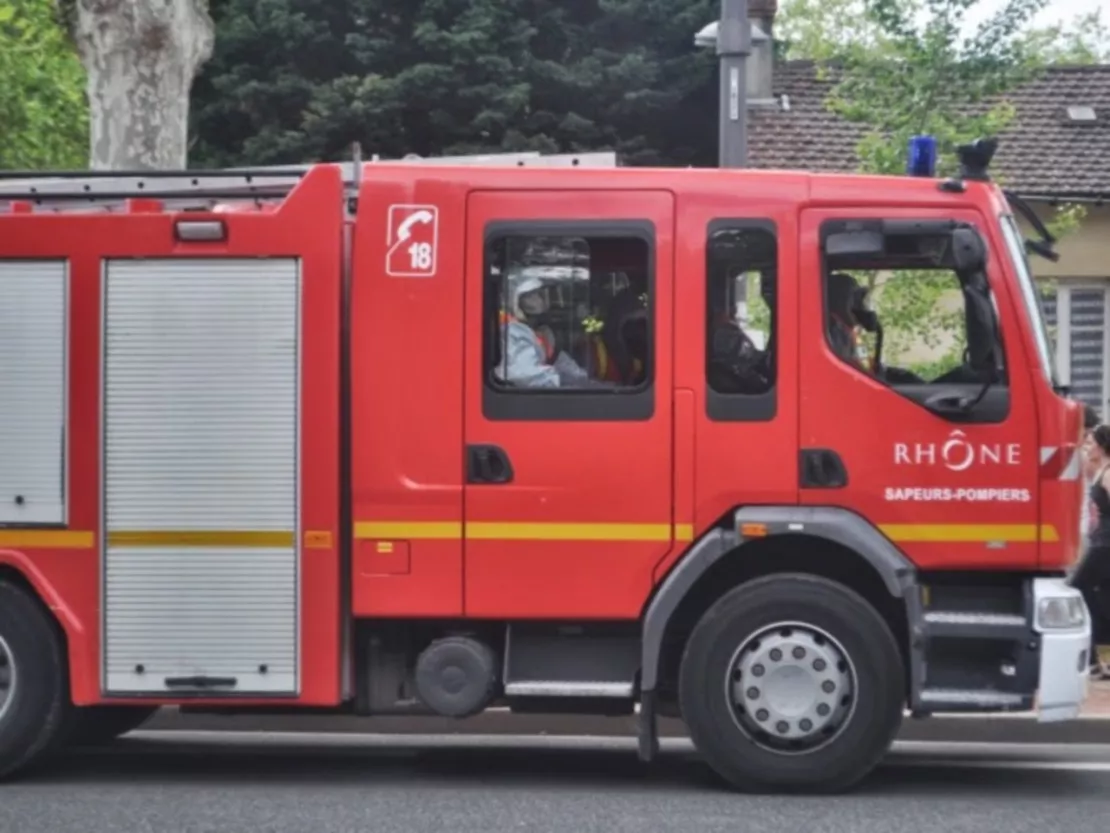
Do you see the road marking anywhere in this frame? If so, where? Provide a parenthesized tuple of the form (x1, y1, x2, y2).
(892, 758, 1110, 772)
(904, 710, 1110, 721)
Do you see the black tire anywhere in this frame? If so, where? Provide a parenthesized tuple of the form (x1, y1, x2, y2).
(678, 573, 904, 794)
(0, 581, 69, 781)
(65, 706, 158, 747)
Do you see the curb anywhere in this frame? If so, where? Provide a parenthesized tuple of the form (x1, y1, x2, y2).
(139, 707, 1110, 746)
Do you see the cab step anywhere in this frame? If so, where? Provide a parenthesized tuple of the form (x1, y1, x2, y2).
(503, 681, 634, 698)
(908, 580, 1039, 716)
(917, 687, 1031, 711)
(920, 610, 1029, 640)
(502, 624, 639, 698)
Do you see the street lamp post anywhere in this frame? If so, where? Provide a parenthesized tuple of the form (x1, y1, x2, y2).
(698, 0, 752, 168)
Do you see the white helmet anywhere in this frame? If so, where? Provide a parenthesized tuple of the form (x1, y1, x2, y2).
(506, 266, 547, 317)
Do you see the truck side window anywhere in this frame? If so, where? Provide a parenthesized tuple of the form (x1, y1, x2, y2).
(821, 220, 1009, 423)
(705, 220, 777, 421)
(481, 224, 655, 422)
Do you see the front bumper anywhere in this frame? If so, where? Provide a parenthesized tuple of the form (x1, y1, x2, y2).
(1032, 576, 1091, 722)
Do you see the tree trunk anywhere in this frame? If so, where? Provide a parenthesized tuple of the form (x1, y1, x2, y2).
(68, 0, 215, 170)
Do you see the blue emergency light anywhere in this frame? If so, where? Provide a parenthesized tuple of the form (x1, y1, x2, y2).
(906, 135, 937, 177)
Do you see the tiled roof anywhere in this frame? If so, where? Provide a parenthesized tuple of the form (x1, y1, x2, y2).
(747, 61, 1110, 199)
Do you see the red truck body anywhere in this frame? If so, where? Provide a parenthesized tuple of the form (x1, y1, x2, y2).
(0, 150, 1092, 791)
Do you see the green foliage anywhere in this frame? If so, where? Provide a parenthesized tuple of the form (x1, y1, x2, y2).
(792, 0, 1090, 378)
(190, 0, 720, 167)
(0, 0, 88, 169)
(743, 272, 771, 334)
(868, 270, 967, 378)
(1045, 202, 1087, 240)
(1022, 9, 1110, 65)
(775, 0, 903, 62)
(828, 0, 1048, 177)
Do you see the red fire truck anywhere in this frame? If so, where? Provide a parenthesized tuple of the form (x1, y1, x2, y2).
(0, 139, 1091, 792)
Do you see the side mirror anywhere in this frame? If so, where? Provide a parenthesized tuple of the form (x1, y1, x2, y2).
(951, 227, 986, 275)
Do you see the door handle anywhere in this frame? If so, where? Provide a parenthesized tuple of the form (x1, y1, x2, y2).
(467, 445, 514, 484)
(164, 675, 238, 690)
(799, 448, 848, 489)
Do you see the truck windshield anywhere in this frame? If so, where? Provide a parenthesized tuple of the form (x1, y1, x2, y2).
(999, 213, 1057, 388)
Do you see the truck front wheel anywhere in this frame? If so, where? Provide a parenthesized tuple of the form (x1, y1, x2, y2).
(678, 573, 904, 794)
(0, 581, 68, 780)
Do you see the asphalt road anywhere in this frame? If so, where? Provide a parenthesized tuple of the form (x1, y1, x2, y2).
(146, 706, 1110, 745)
(3, 731, 1110, 833)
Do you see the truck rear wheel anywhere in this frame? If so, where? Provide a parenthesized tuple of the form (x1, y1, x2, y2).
(678, 573, 903, 794)
(0, 581, 68, 780)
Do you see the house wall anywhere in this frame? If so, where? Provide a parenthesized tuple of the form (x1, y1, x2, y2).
(1020, 204, 1110, 417)
(1025, 204, 1110, 280)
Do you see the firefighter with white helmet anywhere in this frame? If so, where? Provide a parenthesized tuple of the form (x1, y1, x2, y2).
(493, 266, 593, 388)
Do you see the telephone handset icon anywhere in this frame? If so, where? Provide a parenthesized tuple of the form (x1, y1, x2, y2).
(386, 205, 438, 276)
(396, 210, 434, 242)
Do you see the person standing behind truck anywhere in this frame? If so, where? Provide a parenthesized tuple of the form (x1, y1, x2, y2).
(1074, 418, 1110, 679)
(1081, 406, 1101, 540)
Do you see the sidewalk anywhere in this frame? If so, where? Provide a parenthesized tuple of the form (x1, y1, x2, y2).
(1085, 679, 1110, 717)
(137, 680, 1110, 745)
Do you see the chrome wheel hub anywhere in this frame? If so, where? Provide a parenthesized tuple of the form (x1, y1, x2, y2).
(0, 634, 15, 724)
(728, 622, 856, 753)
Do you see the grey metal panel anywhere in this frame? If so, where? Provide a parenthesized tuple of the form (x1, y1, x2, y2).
(1070, 289, 1105, 327)
(0, 261, 67, 525)
(102, 258, 300, 695)
(1068, 287, 1105, 411)
(1041, 288, 1057, 328)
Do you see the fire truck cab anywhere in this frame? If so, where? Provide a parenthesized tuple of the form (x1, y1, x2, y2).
(0, 140, 1091, 792)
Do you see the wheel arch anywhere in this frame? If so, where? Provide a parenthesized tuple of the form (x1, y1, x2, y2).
(0, 551, 79, 691)
(641, 506, 918, 694)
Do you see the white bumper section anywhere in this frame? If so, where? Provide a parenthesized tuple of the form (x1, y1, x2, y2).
(1032, 576, 1091, 723)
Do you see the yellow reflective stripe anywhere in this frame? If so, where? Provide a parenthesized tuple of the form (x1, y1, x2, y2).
(354, 522, 463, 540)
(107, 530, 295, 548)
(355, 521, 1057, 545)
(355, 521, 691, 542)
(469, 522, 673, 541)
(0, 522, 1061, 551)
(0, 530, 94, 549)
(880, 524, 1058, 543)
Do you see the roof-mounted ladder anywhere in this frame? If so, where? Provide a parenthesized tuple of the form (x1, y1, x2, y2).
(0, 151, 619, 212)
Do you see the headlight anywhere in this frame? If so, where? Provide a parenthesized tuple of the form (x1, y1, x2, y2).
(1037, 596, 1087, 630)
